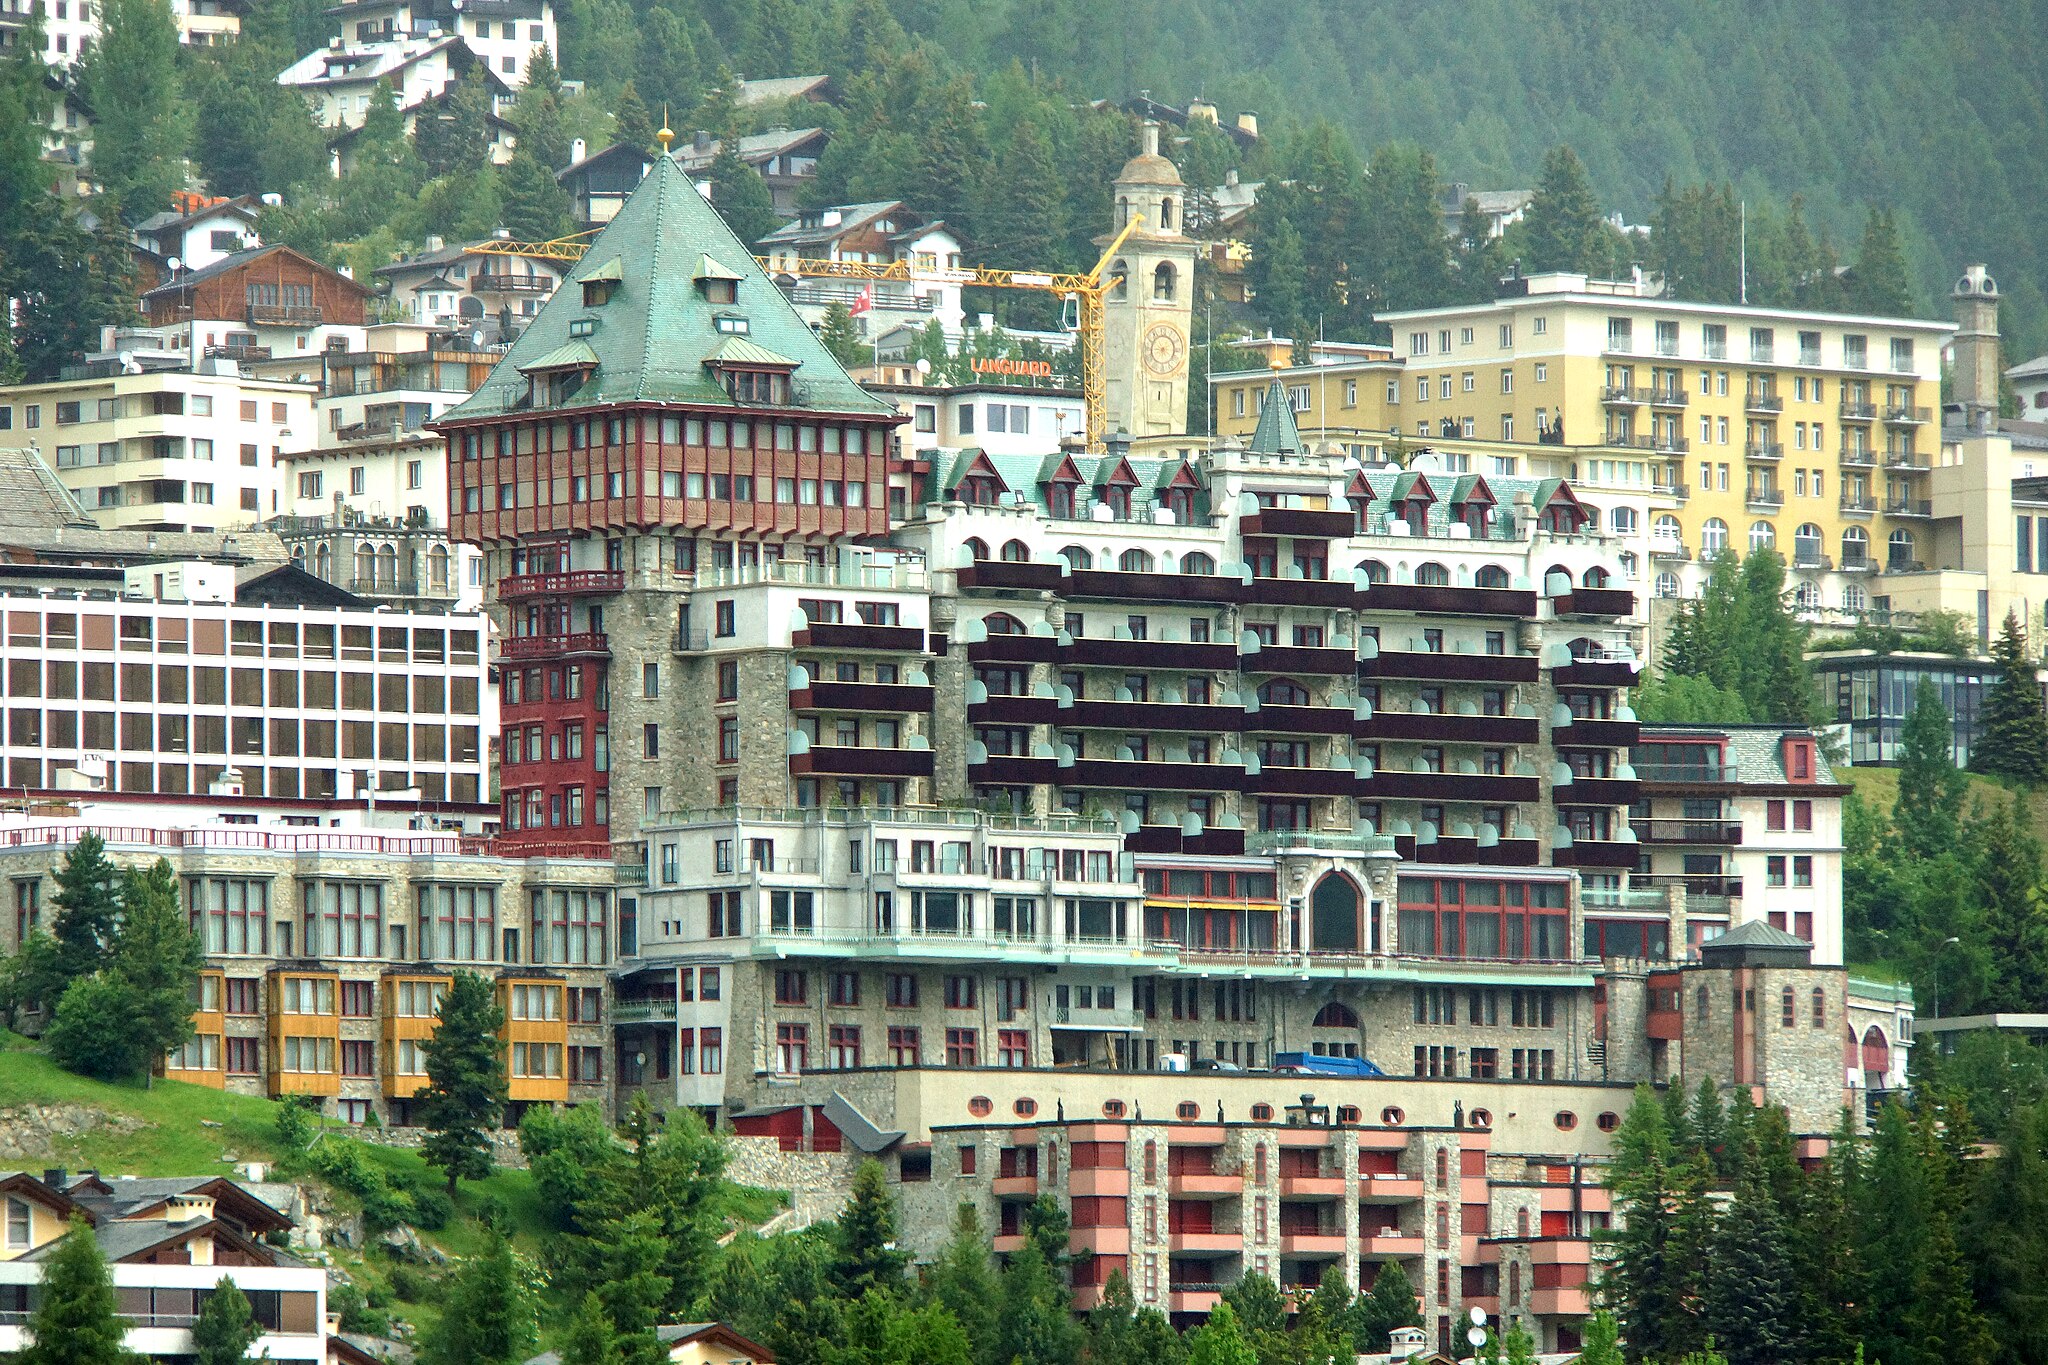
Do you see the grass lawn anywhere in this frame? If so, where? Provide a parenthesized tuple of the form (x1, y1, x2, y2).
(1843, 765, 2048, 844)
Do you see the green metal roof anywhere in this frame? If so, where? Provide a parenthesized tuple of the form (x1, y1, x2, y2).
(1245, 375, 1303, 456)
(515, 340, 600, 373)
(439, 154, 893, 422)
(705, 334, 798, 367)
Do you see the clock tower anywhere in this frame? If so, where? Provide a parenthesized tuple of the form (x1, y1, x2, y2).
(1098, 122, 1199, 439)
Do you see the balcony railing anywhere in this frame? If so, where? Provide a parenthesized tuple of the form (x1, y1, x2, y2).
(246, 303, 323, 326)
(1839, 445, 1875, 466)
(1839, 400, 1878, 420)
(1883, 404, 1932, 424)
(471, 272, 554, 293)
(500, 631, 610, 660)
(1882, 449, 1928, 470)
(1600, 386, 1648, 405)
(1743, 391, 1784, 413)
(1840, 495, 1877, 514)
(1630, 819, 1742, 845)
(1744, 442, 1784, 461)
(498, 569, 625, 601)
(1745, 489, 1785, 510)
(1603, 433, 1690, 454)
(1885, 498, 1933, 517)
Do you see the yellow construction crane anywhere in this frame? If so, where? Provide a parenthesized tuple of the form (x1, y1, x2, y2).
(466, 215, 1143, 451)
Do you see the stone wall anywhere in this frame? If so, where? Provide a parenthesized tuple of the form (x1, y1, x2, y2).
(723, 1134, 863, 1225)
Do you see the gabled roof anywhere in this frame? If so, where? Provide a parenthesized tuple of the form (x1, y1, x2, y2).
(1245, 375, 1302, 455)
(436, 152, 892, 422)
(23, 1214, 292, 1266)
(758, 201, 913, 250)
(734, 74, 833, 106)
(133, 195, 260, 239)
(674, 127, 828, 174)
(526, 1321, 775, 1365)
(557, 141, 655, 184)
(0, 447, 95, 531)
(140, 244, 372, 301)
(1710, 919, 1811, 948)
(0, 1172, 84, 1221)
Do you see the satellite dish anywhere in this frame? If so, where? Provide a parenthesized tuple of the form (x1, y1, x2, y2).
(167, 256, 182, 273)
(470, 329, 484, 347)
(915, 357, 932, 376)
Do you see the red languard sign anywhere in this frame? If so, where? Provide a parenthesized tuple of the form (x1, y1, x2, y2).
(970, 357, 1055, 379)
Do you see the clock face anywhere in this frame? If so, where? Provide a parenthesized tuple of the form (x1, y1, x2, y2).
(1142, 322, 1187, 377)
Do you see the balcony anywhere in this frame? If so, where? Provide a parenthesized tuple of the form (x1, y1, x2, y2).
(793, 621, 925, 652)
(1745, 489, 1785, 511)
(1246, 703, 1355, 736)
(1630, 819, 1742, 845)
(1883, 404, 1932, 425)
(1882, 449, 1929, 471)
(1242, 644, 1357, 676)
(1169, 1287, 1225, 1313)
(1365, 582, 1537, 617)
(1552, 657, 1639, 687)
(247, 303, 323, 326)
(1840, 401, 1879, 420)
(1064, 698, 1245, 732)
(1792, 552, 1833, 572)
(497, 569, 625, 601)
(1840, 445, 1876, 467)
(1885, 497, 1933, 518)
(1243, 576, 1359, 609)
(1359, 1173, 1424, 1202)
(1278, 1231, 1347, 1257)
(1840, 495, 1877, 515)
(1744, 442, 1784, 462)
(1647, 386, 1689, 407)
(1278, 1174, 1348, 1199)
(1247, 764, 1360, 798)
(1551, 717, 1639, 747)
(1360, 1231, 1427, 1259)
(1551, 587, 1635, 618)
(967, 754, 1063, 785)
(1744, 391, 1784, 414)
(1600, 386, 1648, 406)
(1603, 433, 1690, 454)
(1363, 650, 1541, 684)
(789, 745, 935, 779)
(1554, 839, 1641, 869)
(1064, 636, 1239, 671)
(1123, 824, 1246, 857)
(991, 1175, 1040, 1198)
(1649, 538, 1690, 561)
(967, 632, 1061, 665)
(968, 692, 1062, 725)
(500, 631, 608, 661)
(1366, 770, 1541, 803)
(1064, 568, 1243, 604)
(1061, 758, 1244, 791)
(1839, 554, 1875, 573)
(611, 998, 678, 1025)
(471, 271, 554, 293)
(1554, 775, 1640, 805)
(790, 680, 935, 713)
(1362, 711, 1540, 746)
(1167, 1169, 1242, 1198)
(958, 559, 1065, 592)
(1642, 873, 1743, 899)
(1240, 506, 1357, 538)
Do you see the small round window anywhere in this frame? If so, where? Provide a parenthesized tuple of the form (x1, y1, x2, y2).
(1102, 1099, 1128, 1119)
(1554, 1110, 1578, 1131)
(968, 1095, 993, 1117)
(1596, 1111, 1620, 1133)
(1250, 1102, 1274, 1122)
(1175, 1101, 1200, 1121)
(1381, 1106, 1406, 1126)
(1014, 1098, 1038, 1118)
(1468, 1109, 1492, 1129)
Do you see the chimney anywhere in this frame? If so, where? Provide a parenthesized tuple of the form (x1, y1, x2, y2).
(1224, 168, 1238, 188)
(694, 130, 712, 152)
(424, 234, 444, 253)
(570, 136, 585, 164)
(1141, 121, 1161, 158)
(1952, 263, 2002, 427)
(42, 1169, 65, 1189)
(1106, 429, 1132, 464)
(1235, 110, 1259, 138)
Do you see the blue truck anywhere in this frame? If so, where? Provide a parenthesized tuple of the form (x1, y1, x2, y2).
(1272, 1051, 1386, 1078)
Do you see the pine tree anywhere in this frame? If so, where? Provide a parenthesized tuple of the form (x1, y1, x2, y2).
(191, 1277, 262, 1365)
(818, 301, 866, 367)
(1521, 146, 1606, 275)
(613, 82, 656, 153)
(988, 1239, 1082, 1365)
(1348, 1260, 1421, 1352)
(1577, 1312, 1625, 1365)
(1974, 794, 2048, 1012)
(1603, 1086, 1705, 1360)
(511, 49, 572, 170)
(47, 831, 121, 992)
(1969, 1101, 2048, 1365)
(707, 147, 779, 248)
(111, 859, 202, 1086)
(46, 974, 144, 1082)
(1359, 144, 1453, 313)
(1847, 207, 1914, 317)
(635, 1, 701, 132)
(1251, 215, 1307, 340)
(1456, 196, 1507, 302)
(1734, 549, 1822, 723)
(416, 970, 506, 1192)
(980, 116, 1067, 322)
(594, 1211, 670, 1365)
(19, 1220, 133, 1365)
(1701, 1173, 1799, 1365)
(911, 76, 989, 242)
(499, 149, 574, 242)
(1896, 677, 1967, 862)
(1972, 609, 2048, 783)
(1292, 1265, 1354, 1365)
(1857, 1104, 1996, 1365)
(834, 1159, 909, 1298)
(1187, 1301, 1259, 1365)
(75, 0, 191, 220)
(560, 1292, 627, 1365)
(417, 64, 497, 176)
(924, 1202, 997, 1349)
(421, 1224, 540, 1365)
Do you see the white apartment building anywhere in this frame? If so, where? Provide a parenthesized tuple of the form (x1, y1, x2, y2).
(0, 584, 495, 804)
(324, 0, 555, 81)
(1, 368, 317, 531)
(371, 239, 564, 333)
(0, 0, 245, 64)
(874, 381, 1088, 463)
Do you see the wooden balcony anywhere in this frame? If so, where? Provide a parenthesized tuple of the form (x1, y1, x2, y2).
(1064, 568, 1245, 604)
(792, 621, 925, 652)
(790, 680, 935, 713)
(968, 693, 1063, 725)
(958, 560, 1066, 592)
(1551, 588, 1635, 618)
(1366, 771, 1540, 803)
(497, 569, 624, 601)
(1063, 636, 1239, 670)
(1060, 758, 1243, 791)
(1243, 644, 1357, 675)
(967, 632, 1061, 665)
(1063, 699, 1244, 732)
(500, 631, 609, 661)
(1245, 703, 1355, 736)
(1242, 576, 1359, 609)
(1551, 658, 1639, 687)
(967, 754, 1062, 785)
(1247, 764, 1360, 797)
(1362, 711, 1540, 745)
(789, 745, 934, 778)
(1554, 776, 1640, 805)
(1551, 718, 1639, 747)
(1365, 583, 1537, 617)
(1240, 506, 1357, 538)
(1364, 650, 1541, 684)
(1554, 839, 1641, 869)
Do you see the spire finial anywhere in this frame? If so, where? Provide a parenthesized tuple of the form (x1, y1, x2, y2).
(657, 104, 675, 155)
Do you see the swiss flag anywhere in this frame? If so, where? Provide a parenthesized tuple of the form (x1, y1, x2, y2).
(849, 283, 873, 316)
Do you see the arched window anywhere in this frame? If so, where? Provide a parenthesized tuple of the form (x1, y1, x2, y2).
(1415, 562, 1450, 586)
(1060, 545, 1092, 570)
(1696, 983, 1709, 1020)
(1654, 512, 1682, 545)
(1517, 1208, 1530, 1237)
(1582, 565, 1611, 587)
(983, 612, 1026, 635)
(354, 545, 375, 586)
(1109, 259, 1129, 301)
(1862, 1026, 1890, 1084)
(1811, 987, 1826, 1028)
(314, 544, 331, 581)
(963, 536, 990, 562)
(1310, 875, 1360, 953)
(1000, 539, 1030, 562)
(1794, 523, 1823, 566)
(1180, 552, 1216, 575)
(1888, 529, 1915, 568)
(1508, 1262, 1522, 1307)
(1781, 986, 1796, 1027)
(1612, 507, 1639, 534)
(1619, 551, 1638, 578)
(1475, 564, 1510, 588)
(1582, 506, 1602, 531)
(1119, 548, 1154, 573)
(1843, 583, 1867, 612)
(290, 545, 306, 569)
(1152, 262, 1176, 301)
(1313, 1001, 1360, 1028)
(378, 544, 398, 586)
(429, 544, 450, 588)
(1842, 525, 1870, 568)
(1357, 559, 1390, 584)
(1655, 571, 1679, 598)
(1748, 521, 1775, 553)
(1159, 197, 1175, 230)
(1795, 581, 1820, 610)
(1701, 518, 1729, 557)
(1259, 678, 1309, 706)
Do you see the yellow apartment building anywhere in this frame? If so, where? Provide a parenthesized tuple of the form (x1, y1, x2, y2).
(1208, 270, 2048, 639)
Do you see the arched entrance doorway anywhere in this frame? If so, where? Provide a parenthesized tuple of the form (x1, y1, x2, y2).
(1310, 874, 1361, 953)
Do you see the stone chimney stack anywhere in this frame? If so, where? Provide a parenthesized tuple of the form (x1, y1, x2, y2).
(1952, 263, 2002, 430)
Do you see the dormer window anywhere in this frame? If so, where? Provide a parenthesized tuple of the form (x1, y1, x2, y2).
(714, 314, 750, 335)
(704, 279, 738, 305)
(696, 253, 743, 305)
(568, 318, 597, 338)
(580, 257, 622, 307)
(722, 368, 788, 403)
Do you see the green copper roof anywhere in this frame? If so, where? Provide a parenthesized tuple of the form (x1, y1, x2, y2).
(516, 340, 600, 373)
(1245, 375, 1303, 456)
(705, 334, 798, 367)
(440, 154, 893, 422)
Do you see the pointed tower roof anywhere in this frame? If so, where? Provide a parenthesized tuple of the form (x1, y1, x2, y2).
(440, 154, 893, 423)
(1245, 373, 1303, 456)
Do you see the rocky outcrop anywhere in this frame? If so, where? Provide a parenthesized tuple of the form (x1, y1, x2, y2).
(0, 1103, 146, 1161)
